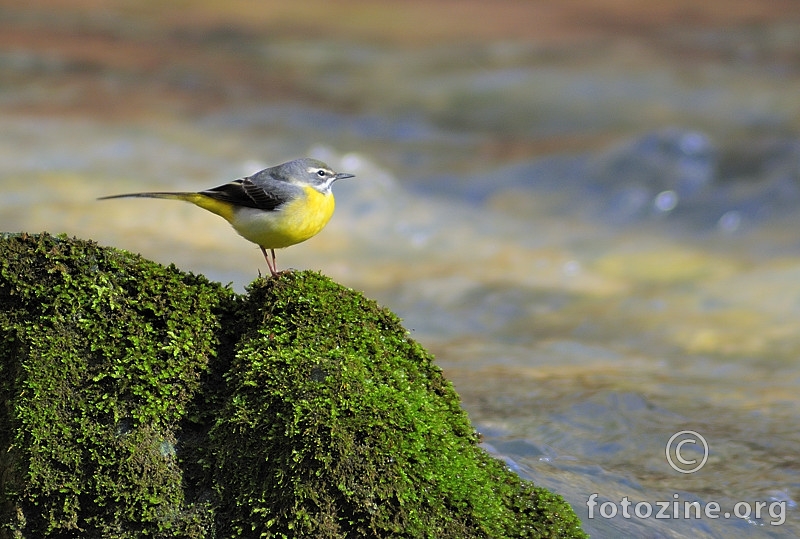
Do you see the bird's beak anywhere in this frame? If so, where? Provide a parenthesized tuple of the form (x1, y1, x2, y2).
(334, 172, 355, 181)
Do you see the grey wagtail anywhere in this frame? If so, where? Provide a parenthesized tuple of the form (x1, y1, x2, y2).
(99, 157, 354, 276)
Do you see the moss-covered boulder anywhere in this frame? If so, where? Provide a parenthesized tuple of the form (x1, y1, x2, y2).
(0, 233, 586, 538)
(0, 232, 228, 537)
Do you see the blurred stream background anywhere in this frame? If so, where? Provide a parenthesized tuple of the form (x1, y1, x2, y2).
(2, 1, 800, 536)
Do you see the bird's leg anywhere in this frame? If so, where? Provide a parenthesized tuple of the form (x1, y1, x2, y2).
(260, 246, 278, 276)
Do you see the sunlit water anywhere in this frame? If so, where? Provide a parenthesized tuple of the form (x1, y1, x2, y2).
(2, 22, 800, 538)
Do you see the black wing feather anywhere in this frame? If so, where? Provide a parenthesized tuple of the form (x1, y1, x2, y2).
(201, 177, 294, 211)
(242, 178, 283, 209)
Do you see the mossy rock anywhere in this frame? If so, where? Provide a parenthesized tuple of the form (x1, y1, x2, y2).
(0, 233, 587, 538)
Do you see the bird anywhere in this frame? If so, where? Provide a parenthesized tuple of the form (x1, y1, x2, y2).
(99, 157, 354, 276)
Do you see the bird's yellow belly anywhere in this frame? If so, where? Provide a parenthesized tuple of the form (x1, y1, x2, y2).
(230, 186, 335, 249)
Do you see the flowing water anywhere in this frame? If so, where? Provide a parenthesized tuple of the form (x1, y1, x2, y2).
(2, 3, 800, 537)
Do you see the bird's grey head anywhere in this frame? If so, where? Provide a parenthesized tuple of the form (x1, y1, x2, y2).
(275, 158, 355, 193)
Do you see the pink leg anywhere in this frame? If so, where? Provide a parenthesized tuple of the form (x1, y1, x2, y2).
(260, 246, 278, 276)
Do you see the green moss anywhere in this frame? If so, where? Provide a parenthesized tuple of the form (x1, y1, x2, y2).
(0, 233, 228, 537)
(0, 233, 587, 538)
(209, 272, 586, 538)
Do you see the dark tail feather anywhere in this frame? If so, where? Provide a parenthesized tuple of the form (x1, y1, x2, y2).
(97, 192, 194, 201)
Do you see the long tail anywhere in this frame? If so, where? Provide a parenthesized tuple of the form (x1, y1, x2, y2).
(97, 192, 197, 202)
(98, 192, 235, 221)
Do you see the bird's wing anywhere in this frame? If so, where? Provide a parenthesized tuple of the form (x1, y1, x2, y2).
(201, 176, 298, 211)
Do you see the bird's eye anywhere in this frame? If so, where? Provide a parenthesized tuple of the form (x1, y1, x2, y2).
(317, 170, 326, 177)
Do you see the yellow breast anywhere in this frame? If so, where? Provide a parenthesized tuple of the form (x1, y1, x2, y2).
(228, 185, 335, 249)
